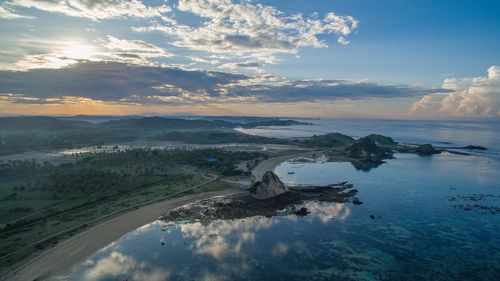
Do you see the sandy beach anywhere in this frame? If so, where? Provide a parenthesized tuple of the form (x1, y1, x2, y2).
(6, 188, 243, 281)
(251, 150, 323, 181)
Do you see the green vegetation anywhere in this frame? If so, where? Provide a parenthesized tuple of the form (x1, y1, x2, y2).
(0, 116, 309, 156)
(152, 131, 358, 149)
(0, 148, 264, 268)
(365, 134, 397, 146)
(298, 133, 354, 148)
(0, 131, 135, 156)
(151, 131, 287, 145)
(346, 137, 385, 159)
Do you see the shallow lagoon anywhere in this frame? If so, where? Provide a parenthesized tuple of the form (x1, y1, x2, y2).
(70, 153, 500, 281)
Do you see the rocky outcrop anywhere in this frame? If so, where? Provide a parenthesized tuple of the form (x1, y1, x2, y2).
(464, 145, 487, 150)
(346, 137, 388, 162)
(250, 171, 289, 200)
(416, 144, 438, 155)
(299, 133, 354, 148)
(366, 134, 397, 146)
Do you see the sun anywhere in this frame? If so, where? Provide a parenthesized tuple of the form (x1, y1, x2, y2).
(60, 43, 96, 60)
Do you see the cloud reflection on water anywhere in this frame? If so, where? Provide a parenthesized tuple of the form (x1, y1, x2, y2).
(180, 200, 351, 260)
(180, 216, 276, 260)
(75, 200, 351, 280)
(81, 251, 170, 281)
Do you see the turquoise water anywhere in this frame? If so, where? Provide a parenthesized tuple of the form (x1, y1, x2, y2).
(69, 153, 500, 281)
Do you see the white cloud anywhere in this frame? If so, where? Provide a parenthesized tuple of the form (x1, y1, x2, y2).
(7, 36, 171, 70)
(82, 251, 170, 281)
(0, 5, 33, 19)
(134, 0, 358, 64)
(102, 36, 173, 59)
(8, 0, 170, 20)
(181, 216, 275, 260)
(411, 66, 500, 117)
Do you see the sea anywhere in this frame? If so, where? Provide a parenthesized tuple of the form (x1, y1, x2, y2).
(69, 119, 500, 281)
(236, 119, 500, 158)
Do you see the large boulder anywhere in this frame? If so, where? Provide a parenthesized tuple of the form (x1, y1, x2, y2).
(250, 171, 289, 200)
(346, 137, 385, 161)
(416, 144, 437, 155)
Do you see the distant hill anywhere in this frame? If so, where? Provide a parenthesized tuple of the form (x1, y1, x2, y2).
(0, 116, 310, 133)
(94, 117, 310, 130)
(96, 116, 236, 130)
(0, 116, 91, 131)
(150, 131, 287, 144)
(57, 115, 144, 124)
(299, 133, 354, 148)
(239, 119, 312, 128)
(0, 116, 312, 155)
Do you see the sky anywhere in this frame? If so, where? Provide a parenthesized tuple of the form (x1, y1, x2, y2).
(0, 0, 499, 119)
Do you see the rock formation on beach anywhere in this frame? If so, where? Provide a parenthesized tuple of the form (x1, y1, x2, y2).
(161, 172, 360, 223)
(250, 171, 289, 200)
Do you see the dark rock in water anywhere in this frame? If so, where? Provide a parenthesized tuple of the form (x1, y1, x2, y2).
(352, 198, 363, 205)
(416, 144, 438, 155)
(250, 171, 289, 200)
(294, 207, 309, 216)
(369, 215, 375, 219)
(162, 184, 359, 224)
(346, 137, 391, 162)
(464, 145, 487, 150)
(349, 159, 384, 171)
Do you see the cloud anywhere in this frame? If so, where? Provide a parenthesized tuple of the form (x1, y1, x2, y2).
(7, 0, 170, 20)
(0, 5, 32, 19)
(223, 78, 448, 102)
(6, 36, 172, 70)
(133, 0, 358, 63)
(220, 61, 262, 72)
(82, 251, 170, 281)
(3, 0, 358, 74)
(0, 61, 447, 105)
(411, 66, 500, 117)
(181, 216, 275, 260)
(0, 62, 246, 103)
(103, 36, 172, 58)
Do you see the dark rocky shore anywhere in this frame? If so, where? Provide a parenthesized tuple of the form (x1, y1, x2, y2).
(161, 171, 360, 224)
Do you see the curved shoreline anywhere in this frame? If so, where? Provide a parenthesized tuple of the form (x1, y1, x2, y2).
(6, 188, 243, 281)
(7, 150, 315, 281)
(251, 150, 323, 182)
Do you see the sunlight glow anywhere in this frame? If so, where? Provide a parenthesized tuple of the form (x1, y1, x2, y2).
(60, 43, 96, 60)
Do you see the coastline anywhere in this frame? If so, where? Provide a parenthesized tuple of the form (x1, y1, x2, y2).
(252, 150, 323, 181)
(6, 149, 320, 281)
(5, 188, 243, 281)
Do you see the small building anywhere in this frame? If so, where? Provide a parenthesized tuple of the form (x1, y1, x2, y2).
(206, 156, 218, 165)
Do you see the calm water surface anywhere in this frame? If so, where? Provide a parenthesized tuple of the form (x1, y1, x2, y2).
(69, 153, 500, 281)
(237, 119, 500, 158)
